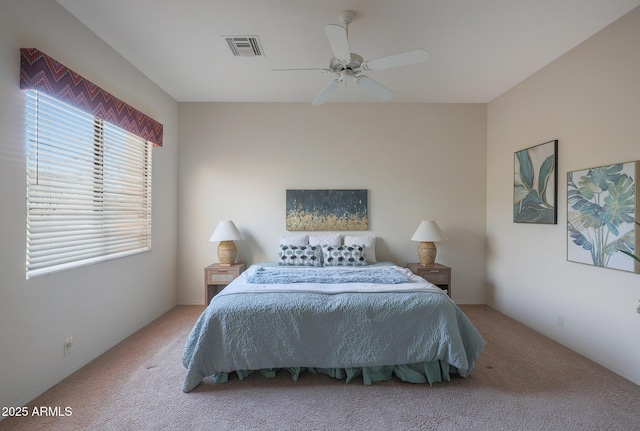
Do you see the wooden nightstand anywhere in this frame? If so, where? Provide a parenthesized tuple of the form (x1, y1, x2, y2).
(204, 262, 246, 305)
(407, 263, 452, 298)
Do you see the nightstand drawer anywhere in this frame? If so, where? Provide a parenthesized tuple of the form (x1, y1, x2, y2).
(419, 270, 448, 285)
(209, 272, 235, 283)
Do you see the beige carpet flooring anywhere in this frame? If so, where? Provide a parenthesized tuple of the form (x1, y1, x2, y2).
(1, 304, 639, 431)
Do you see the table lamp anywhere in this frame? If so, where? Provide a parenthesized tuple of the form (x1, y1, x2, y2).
(209, 220, 244, 266)
(411, 220, 447, 266)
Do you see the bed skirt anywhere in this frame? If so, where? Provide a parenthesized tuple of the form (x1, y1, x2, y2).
(208, 360, 459, 386)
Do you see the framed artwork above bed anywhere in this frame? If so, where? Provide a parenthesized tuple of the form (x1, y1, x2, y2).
(286, 189, 368, 231)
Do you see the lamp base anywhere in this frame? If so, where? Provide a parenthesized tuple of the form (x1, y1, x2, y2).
(217, 240, 237, 266)
(417, 241, 437, 266)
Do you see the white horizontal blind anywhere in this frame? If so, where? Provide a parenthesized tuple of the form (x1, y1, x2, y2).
(25, 90, 152, 278)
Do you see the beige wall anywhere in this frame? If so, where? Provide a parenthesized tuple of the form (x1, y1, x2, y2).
(177, 103, 487, 305)
(487, 7, 640, 385)
(0, 0, 179, 409)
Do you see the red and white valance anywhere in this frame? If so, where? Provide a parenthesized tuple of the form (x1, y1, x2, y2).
(20, 48, 163, 147)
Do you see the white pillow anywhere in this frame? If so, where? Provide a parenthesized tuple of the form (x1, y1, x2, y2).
(279, 235, 308, 246)
(343, 235, 377, 263)
(308, 233, 342, 247)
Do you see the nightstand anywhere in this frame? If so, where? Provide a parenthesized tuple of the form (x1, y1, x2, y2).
(204, 262, 246, 305)
(406, 263, 451, 298)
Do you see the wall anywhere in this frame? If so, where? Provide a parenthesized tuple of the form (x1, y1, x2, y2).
(177, 102, 487, 305)
(487, 7, 640, 384)
(0, 0, 179, 409)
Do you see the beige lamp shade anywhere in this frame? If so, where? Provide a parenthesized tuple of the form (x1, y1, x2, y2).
(411, 220, 447, 266)
(209, 221, 244, 266)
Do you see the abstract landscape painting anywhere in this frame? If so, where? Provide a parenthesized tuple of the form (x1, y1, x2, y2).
(514, 140, 558, 224)
(567, 161, 639, 273)
(286, 189, 368, 231)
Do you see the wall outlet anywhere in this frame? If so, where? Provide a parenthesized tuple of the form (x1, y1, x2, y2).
(64, 336, 73, 357)
(557, 315, 565, 328)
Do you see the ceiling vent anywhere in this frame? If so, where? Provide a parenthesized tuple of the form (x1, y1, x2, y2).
(224, 36, 264, 57)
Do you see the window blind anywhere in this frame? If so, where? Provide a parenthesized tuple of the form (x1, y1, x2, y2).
(26, 90, 152, 278)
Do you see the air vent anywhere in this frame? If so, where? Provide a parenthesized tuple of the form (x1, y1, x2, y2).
(224, 36, 264, 57)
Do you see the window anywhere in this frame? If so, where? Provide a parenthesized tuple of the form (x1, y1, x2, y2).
(25, 90, 152, 278)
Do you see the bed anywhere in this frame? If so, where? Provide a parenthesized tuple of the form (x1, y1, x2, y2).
(182, 260, 485, 392)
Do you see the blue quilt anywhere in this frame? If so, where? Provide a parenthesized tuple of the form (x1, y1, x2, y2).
(182, 273, 486, 392)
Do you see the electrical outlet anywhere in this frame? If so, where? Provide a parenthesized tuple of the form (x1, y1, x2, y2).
(64, 336, 73, 357)
(557, 315, 565, 328)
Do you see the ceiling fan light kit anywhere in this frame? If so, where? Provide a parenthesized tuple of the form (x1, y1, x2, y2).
(275, 10, 429, 106)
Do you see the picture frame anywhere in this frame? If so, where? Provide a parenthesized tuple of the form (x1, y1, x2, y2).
(286, 189, 368, 231)
(567, 161, 640, 273)
(514, 140, 558, 224)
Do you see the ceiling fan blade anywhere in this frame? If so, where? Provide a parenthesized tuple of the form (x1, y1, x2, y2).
(363, 49, 429, 71)
(325, 24, 351, 62)
(355, 76, 393, 101)
(312, 80, 340, 106)
(272, 68, 330, 72)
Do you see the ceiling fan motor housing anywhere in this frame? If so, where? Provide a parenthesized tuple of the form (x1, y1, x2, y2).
(330, 53, 363, 73)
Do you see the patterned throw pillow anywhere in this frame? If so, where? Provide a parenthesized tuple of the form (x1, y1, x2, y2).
(343, 235, 377, 263)
(278, 245, 322, 266)
(321, 244, 367, 266)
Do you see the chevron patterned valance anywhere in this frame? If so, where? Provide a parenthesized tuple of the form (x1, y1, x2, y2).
(20, 48, 163, 147)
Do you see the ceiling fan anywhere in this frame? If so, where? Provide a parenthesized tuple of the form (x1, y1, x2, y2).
(274, 10, 429, 105)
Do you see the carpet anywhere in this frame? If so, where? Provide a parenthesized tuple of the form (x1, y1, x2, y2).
(1, 304, 639, 431)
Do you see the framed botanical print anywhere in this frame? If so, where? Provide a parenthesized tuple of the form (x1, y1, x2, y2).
(514, 140, 558, 224)
(567, 161, 640, 273)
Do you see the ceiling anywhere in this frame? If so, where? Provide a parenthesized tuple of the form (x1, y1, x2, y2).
(57, 0, 640, 104)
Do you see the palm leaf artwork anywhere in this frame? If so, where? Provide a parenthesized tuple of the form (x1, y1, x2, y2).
(567, 162, 640, 272)
(514, 140, 557, 224)
(619, 221, 640, 263)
